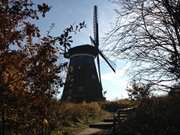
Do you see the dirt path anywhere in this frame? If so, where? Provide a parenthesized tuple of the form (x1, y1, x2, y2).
(78, 128, 103, 135)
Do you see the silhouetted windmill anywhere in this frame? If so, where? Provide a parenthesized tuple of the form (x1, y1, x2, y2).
(61, 5, 115, 102)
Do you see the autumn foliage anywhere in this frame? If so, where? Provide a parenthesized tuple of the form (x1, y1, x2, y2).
(0, 0, 85, 135)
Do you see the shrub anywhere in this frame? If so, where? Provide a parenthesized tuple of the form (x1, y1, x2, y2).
(116, 96, 180, 135)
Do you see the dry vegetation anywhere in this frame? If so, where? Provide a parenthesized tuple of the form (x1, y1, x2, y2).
(115, 96, 180, 135)
(1, 98, 135, 135)
(48, 101, 118, 135)
(50, 99, 134, 135)
(1, 100, 110, 135)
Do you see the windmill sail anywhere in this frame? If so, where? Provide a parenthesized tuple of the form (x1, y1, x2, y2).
(93, 5, 102, 84)
(93, 5, 99, 48)
(92, 5, 116, 83)
(99, 51, 116, 72)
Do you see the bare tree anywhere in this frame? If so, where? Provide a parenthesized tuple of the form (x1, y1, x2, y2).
(106, 0, 180, 88)
(127, 80, 153, 100)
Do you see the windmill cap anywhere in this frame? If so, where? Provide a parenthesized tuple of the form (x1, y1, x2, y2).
(67, 44, 98, 58)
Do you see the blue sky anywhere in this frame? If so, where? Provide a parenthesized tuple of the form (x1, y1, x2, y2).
(35, 0, 130, 100)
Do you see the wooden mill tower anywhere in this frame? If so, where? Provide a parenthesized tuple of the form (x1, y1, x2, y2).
(61, 6, 115, 102)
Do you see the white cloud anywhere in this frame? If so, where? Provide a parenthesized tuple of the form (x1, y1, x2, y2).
(101, 63, 131, 100)
(102, 62, 130, 80)
(102, 67, 128, 81)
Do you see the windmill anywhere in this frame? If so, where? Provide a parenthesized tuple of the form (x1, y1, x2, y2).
(61, 5, 115, 102)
